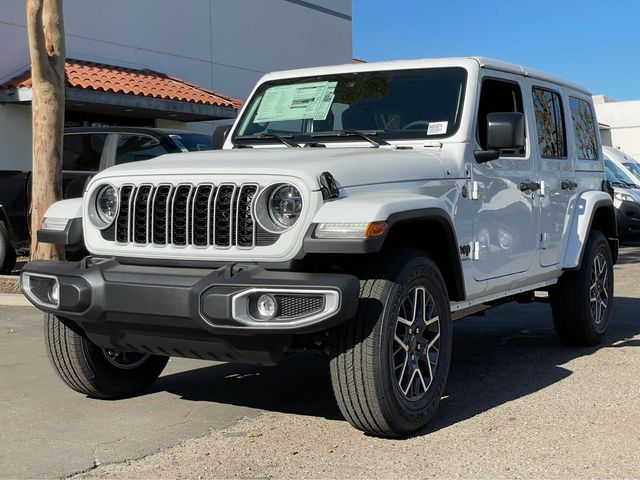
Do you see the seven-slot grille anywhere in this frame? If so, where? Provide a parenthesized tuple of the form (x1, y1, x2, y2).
(115, 183, 261, 248)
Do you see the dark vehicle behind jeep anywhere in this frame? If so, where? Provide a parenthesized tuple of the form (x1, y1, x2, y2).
(0, 127, 213, 272)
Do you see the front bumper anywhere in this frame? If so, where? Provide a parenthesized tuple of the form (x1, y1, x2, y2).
(21, 258, 359, 365)
(616, 200, 640, 237)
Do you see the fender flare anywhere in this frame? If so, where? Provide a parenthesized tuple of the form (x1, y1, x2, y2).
(37, 198, 84, 246)
(562, 190, 618, 270)
(303, 195, 465, 300)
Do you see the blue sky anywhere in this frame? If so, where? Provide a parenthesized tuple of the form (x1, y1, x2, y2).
(353, 0, 640, 100)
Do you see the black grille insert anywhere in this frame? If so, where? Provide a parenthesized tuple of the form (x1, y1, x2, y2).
(276, 295, 325, 319)
(114, 182, 273, 248)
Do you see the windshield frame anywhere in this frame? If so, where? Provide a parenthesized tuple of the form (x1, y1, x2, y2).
(231, 67, 468, 147)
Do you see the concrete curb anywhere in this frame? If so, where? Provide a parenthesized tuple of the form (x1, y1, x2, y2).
(0, 293, 31, 307)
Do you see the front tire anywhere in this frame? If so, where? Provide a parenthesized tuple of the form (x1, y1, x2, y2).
(551, 230, 614, 346)
(45, 314, 169, 398)
(0, 220, 17, 273)
(330, 249, 452, 437)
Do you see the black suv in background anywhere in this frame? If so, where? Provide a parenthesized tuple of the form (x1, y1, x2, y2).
(0, 127, 213, 272)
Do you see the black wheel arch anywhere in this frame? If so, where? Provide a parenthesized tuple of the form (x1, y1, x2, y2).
(304, 208, 466, 301)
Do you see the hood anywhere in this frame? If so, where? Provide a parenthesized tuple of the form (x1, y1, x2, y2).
(93, 147, 460, 190)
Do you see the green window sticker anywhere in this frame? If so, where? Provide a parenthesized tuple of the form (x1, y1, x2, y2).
(255, 81, 337, 123)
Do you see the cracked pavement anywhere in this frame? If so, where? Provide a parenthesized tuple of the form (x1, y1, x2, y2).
(1, 242, 639, 478)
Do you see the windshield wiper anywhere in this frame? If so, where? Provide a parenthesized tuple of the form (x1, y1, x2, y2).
(236, 133, 300, 148)
(310, 130, 390, 148)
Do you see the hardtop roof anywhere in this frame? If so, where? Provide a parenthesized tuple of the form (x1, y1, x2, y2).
(259, 56, 591, 96)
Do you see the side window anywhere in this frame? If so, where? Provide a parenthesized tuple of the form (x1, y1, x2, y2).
(532, 87, 566, 158)
(476, 78, 525, 156)
(569, 97, 598, 160)
(115, 134, 169, 165)
(62, 133, 107, 171)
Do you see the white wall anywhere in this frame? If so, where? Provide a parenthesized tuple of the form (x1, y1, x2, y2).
(594, 98, 640, 159)
(0, 104, 32, 171)
(0, 0, 352, 101)
(0, 0, 352, 169)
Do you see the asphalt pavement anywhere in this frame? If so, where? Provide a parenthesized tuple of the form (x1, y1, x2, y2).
(1, 244, 639, 479)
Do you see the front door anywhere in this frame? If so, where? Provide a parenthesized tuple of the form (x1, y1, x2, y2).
(472, 74, 539, 281)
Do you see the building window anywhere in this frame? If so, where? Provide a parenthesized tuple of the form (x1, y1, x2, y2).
(569, 97, 598, 160)
(533, 87, 566, 158)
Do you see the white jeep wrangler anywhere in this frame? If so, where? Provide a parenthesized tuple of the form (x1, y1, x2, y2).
(23, 57, 617, 437)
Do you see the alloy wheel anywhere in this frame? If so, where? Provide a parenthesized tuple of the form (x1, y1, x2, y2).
(590, 251, 610, 326)
(102, 349, 150, 370)
(392, 286, 441, 401)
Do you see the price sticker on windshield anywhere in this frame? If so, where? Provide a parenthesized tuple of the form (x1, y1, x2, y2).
(427, 121, 448, 135)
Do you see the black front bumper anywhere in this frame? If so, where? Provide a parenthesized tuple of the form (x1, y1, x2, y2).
(21, 258, 359, 365)
(616, 200, 640, 237)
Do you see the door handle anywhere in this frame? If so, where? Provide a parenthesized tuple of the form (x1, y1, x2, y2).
(561, 180, 578, 190)
(519, 180, 541, 192)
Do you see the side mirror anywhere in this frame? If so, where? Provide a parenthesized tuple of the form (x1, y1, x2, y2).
(212, 124, 231, 150)
(475, 112, 525, 163)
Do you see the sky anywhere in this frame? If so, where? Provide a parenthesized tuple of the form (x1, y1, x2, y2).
(353, 0, 640, 100)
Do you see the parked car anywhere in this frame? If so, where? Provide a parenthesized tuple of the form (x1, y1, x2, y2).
(603, 145, 640, 181)
(24, 57, 617, 438)
(0, 127, 213, 272)
(604, 166, 640, 238)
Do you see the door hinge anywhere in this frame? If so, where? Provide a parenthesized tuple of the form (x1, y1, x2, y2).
(540, 232, 550, 250)
(469, 180, 479, 200)
(539, 180, 548, 197)
(470, 241, 480, 261)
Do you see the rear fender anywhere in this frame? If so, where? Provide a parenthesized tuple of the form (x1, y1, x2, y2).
(562, 191, 618, 269)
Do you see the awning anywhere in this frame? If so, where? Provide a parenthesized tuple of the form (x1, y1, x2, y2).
(0, 59, 242, 122)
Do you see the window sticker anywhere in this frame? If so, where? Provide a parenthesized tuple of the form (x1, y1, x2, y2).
(255, 81, 337, 123)
(427, 121, 448, 135)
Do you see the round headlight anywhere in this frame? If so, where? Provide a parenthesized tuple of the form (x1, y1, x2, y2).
(89, 184, 118, 229)
(268, 184, 303, 228)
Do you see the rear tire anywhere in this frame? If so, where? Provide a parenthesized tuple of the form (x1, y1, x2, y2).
(550, 230, 614, 346)
(45, 314, 169, 398)
(330, 249, 452, 437)
(0, 221, 16, 273)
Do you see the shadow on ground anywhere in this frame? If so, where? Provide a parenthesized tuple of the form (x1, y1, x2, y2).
(150, 295, 640, 435)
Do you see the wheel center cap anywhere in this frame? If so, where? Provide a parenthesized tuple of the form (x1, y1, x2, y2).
(409, 335, 418, 352)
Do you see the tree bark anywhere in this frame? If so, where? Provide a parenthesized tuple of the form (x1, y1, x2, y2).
(27, 0, 65, 261)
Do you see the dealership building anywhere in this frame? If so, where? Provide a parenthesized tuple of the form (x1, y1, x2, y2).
(0, 0, 353, 170)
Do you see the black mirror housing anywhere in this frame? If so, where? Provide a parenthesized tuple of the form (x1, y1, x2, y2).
(486, 112, 525, 151)
(212, 124, 231, 150)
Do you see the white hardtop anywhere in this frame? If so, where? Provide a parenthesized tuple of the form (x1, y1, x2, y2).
(258, 56, 591, 96)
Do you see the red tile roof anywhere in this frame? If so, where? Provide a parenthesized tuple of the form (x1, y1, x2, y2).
(0, 59, 242, 109)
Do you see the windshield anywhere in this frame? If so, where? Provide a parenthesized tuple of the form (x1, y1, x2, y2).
(605, 159, 639, 187)
(233, 67, 467, 145)
(169, 133, 213, 152)
(623, 162, 640, 181)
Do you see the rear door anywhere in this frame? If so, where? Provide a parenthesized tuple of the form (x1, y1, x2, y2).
(530, 83, 576, 267)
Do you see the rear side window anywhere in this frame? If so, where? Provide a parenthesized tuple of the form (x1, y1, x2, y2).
(62, 133, 107, 171)
(115, 134, 169, 165)
(569, 97, 598, 160)
(532, 87, 566, 158)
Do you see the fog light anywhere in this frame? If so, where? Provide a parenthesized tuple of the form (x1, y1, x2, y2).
(49, 282, 60, 304)
(256, 294, 276, 319)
